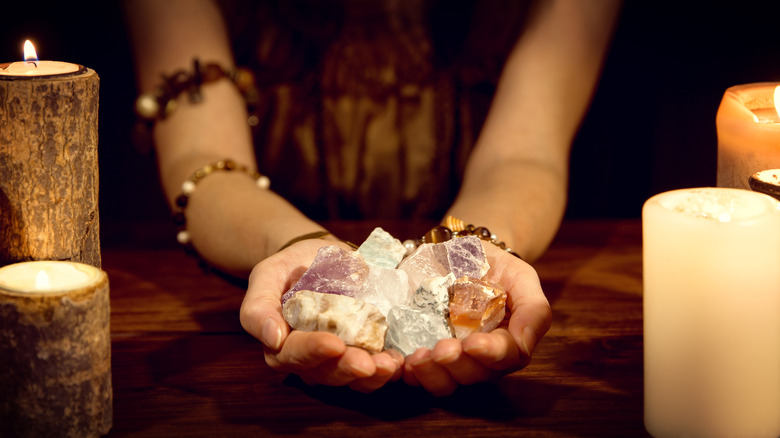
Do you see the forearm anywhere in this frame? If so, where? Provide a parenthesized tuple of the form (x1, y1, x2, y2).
(125, 0, 323, 275)
(450, 0, 621, 261)
(448, 158, 566, 262)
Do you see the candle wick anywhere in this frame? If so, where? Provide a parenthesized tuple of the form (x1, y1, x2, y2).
(25, 61, 38, 68)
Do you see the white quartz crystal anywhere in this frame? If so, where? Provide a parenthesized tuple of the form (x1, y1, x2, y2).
(282, 290, 388, 353)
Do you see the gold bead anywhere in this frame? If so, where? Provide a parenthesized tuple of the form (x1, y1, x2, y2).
(442, 216, 465, 232)
(424, 225, 453, 244)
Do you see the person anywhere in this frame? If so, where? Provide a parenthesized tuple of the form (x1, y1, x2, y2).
(124, 0, 621, 396)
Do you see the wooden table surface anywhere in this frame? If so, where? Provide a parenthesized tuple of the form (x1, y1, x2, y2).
(103, 219, 648, 437)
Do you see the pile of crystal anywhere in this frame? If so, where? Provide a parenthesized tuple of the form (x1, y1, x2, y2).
(281, 228, 507, 356)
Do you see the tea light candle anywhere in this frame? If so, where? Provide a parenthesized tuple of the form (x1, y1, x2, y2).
(716, 83, 780, 190)
(0, 40, 80, 76)
(0, 261, 112, 437)
(0, 40, 100, 267)
(643, 188, 780, 438)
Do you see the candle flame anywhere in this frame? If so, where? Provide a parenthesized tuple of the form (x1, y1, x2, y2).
(35, 270, 51, 290)
(774, 86, 780, 119)
(23, 40, 38, 63)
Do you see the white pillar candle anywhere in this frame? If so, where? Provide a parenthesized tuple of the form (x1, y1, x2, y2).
(643, 187, 780, 438)
(717, 83, 780, 190)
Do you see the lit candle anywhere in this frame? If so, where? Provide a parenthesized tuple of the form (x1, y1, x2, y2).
(643, 188, 780, 437)
(0, 260, 100, 292)
(0, 261, 112, 437)
(0, 40, 81, 76)
(716, 83, 780, 190)
(0, 40, 100, 267)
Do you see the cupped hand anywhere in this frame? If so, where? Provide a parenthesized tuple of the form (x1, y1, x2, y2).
(402, 242, 552, 396)
(239, 238, 403, 393)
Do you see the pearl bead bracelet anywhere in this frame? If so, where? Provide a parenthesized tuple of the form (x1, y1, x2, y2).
(173, 159, 270, 250)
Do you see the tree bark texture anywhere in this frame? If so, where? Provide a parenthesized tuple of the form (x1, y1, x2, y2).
(0, 267, 112, 437)
(0, 68, 101, 268)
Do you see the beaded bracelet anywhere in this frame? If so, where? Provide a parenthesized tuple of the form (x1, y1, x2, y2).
(135, 58, 259, 122)
(277, 231, 359, 253)
(403, 216, 523, 260)
(173, 159, 270, 250)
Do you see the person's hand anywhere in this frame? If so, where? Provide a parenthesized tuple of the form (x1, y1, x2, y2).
(401, 242, 551, 396)
(240, 238, 404, 393)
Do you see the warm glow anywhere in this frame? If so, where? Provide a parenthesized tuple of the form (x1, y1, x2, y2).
(23, 40, 37, 63)
(35, 270, 51, 290)
(774, 86, 780, 119)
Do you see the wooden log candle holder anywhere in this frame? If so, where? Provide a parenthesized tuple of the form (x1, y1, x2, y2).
(0, 64, 101, 267)
(0, 261, 112, 437)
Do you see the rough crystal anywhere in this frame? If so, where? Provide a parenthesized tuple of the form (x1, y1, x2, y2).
(443, 236, 490, 280)
(357, 227, 407, 269)
(449, 276, 507, 340)
(410, 273, 455, 316)
(397, 243, 450, 293)
(356, 265, 410, 316)
(281, 246, 368, 305)
(398, 236, 490, 292)
(385, 306, 453, 356)
(282, 290, 388, 353)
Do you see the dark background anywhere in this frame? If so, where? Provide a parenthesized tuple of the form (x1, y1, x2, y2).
(3, 1, 780, 244)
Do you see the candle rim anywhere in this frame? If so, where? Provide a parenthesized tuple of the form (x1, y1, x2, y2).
(0, 260, 103, 294)
(644, 187, 780, 224)
(0, 61, 87, 80)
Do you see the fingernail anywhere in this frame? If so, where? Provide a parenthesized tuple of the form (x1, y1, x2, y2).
(349, 362, 373, 378)
(262, 319, 282, 350)
(521, 326, 536, 358)
(433, 350, 458, 365)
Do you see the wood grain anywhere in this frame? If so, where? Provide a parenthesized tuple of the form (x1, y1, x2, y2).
(0, 68, 101, 267)
(0, 267, 112, 437)
(104, 220, 649, 437)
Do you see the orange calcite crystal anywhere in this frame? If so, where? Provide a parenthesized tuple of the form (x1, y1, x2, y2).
(449, 276, 506, 339)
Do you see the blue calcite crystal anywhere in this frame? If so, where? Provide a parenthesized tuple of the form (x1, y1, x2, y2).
(357, 227, 407, 269)
(385, 307, 453, 356)
(384, 274, 456, 356)
(281, 246, 369, 305)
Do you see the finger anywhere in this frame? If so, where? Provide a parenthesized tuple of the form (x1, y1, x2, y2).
(298, 346, 376, 387)
(348, 351, 402, 393)
(264, 330, 346, 373)
(402, 349, 424, 387)
(384, 348, 405, 383)
(431, 338, 491, 385)
(488, 250, 552, 358)
(407, 348, 458, 397)
(461, 329, 527, 372)
(241, 254, 300, 349)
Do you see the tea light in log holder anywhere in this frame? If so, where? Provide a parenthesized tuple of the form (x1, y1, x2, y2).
(0, 40, 101, 267)
(0, 261, 112, 437)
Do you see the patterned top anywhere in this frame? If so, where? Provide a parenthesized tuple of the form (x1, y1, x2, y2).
(221, 0, 528, 219)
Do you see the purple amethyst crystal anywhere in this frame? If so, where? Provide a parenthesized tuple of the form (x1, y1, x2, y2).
(281, 246, 369, 304)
